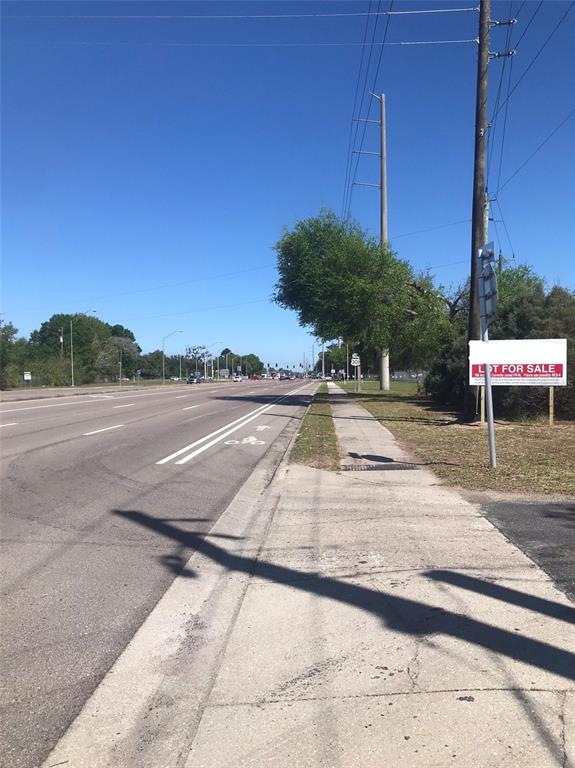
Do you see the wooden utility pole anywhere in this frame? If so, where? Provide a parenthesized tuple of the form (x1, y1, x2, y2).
(379, 93, 390, 391)
(465, 0, 491, 421)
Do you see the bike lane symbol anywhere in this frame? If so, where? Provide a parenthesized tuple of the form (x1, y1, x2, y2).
(225, 435, 265, 446)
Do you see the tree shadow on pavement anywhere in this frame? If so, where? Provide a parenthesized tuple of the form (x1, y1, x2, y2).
(113, 509, 575, 683)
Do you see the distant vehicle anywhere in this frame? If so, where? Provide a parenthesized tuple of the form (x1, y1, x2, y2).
(232, 374, 243, 382)
(170, 376, 180, 381)
(187, 375, 202, 384)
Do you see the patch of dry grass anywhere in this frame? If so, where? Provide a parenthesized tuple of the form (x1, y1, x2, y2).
(291, 384, 340, 471)
(340, 381, 575, 496)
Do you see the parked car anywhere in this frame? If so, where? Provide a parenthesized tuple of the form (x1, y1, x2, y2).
(187, 375, 202, 384)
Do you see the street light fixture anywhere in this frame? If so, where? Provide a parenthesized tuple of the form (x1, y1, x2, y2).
(162, 330, 183, 384)
(70, 309, 96, 387)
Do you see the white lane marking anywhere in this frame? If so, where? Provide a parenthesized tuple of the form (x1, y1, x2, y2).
(83, 424, 124, 436)
(176, 405, 275, 463)
(113, 404, 135, 409)
(0, 422, 19, 428)
(255, 425, 270, 431)
(0, 380, 298, 414)
(174, 383, 311, 465)
(0, 385, 233, 413)
(157, 382, 311, 466)
(157, 404, 269, 463)
(89, 394, 115, 399)
(182, 405, 200, 411)
(175, 395, 188, 399)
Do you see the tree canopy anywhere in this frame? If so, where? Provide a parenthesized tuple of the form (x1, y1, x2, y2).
(274, 210, 448, 369)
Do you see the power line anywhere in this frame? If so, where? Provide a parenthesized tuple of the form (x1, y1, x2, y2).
(124, 299, 269, 322)
(494, 0, 575, 120)
(494, 46, 514, 192)
(497, 106, 575, 193)
(346, 0, 395, 219)
(341, 1, 374, 219)
(16, 39, 478, 49)
(391, 218, 471, 239)
(6, 8, 479, 21)
(9, 265, 276, 312)
(493, 198, 515, 256)
(343, 0, 383, 219)
(486, 0, 514, 183)
(512, 0, 543, 49)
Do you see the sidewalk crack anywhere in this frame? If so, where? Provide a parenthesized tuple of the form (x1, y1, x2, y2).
(558, 690, 568, 768)
(406, 640, 421, 691)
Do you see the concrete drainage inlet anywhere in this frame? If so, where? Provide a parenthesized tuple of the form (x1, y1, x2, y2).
(341, 463, 418, 471)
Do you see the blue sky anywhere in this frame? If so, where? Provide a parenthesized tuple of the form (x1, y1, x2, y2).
(2, 0, 574, 365)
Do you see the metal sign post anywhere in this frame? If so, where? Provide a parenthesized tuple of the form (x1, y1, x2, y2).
(350, 354, 361, 393)
(478, 242, 497, 469)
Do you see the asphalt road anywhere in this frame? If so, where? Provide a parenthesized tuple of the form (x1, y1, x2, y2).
(0, 380, 314, 768)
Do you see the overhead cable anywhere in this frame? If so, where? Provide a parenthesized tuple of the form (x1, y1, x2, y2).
(22, 39, 480, 48)
(391, 219, 471, 239)
(6, 8, 479, 20)
(343, 0, 383, 219)
(494, 0, 575, 120)
(341, 1, 375, 219)
(497, 107, 575, 193)
(346, 0, 395, 219)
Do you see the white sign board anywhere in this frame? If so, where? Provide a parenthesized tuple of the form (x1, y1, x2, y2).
(23, 371, 32, 381)
(469, 339, 567, 386)
(350, 354, 361, 367)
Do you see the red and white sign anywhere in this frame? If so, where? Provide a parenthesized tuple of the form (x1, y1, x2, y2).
(469, 339, 567, 386)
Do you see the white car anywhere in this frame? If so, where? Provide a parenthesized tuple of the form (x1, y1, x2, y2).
(232, 374, 243, 382)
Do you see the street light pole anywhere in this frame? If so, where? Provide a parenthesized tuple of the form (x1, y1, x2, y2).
(162, 330, 183, 384)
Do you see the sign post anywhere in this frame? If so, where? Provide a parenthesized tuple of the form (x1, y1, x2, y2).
(477, 242, 497, 468)
(549, 387, 554, 427)
(350, 353, 361, 393)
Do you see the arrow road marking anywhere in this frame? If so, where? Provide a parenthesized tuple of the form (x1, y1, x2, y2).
(255, 425, 270, 431)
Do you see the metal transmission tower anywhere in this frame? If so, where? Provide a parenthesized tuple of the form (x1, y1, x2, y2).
(353, 92, 390, 391)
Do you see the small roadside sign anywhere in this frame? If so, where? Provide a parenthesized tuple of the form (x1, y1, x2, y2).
(350, 354, 360, 367)
(23, 372, 32, 381)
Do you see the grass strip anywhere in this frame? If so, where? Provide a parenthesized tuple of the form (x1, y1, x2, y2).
(291, 383, 340, 471)
(340, 381, 575, 496)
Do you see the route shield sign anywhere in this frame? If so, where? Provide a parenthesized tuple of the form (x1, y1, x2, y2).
(350, 354, 361, 367)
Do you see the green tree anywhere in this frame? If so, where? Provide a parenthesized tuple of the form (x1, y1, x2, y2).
(274, 210, 446, 382)
(0, 321, 26, 388)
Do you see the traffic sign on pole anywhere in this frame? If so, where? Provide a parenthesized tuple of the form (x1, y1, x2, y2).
(350, 354, 361, 367)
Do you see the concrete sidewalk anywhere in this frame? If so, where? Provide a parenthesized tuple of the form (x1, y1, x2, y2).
(43, 385, 574, 768)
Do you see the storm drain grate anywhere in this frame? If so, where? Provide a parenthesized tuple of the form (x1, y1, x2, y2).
(341, 462, 418, 471)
